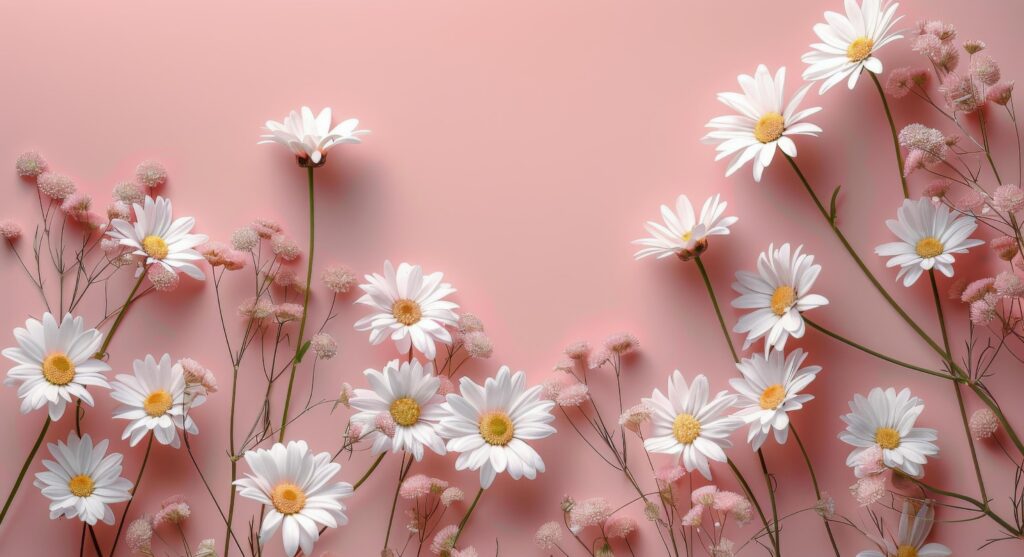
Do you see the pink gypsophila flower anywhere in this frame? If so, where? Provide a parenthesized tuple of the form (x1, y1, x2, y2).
(853, 445, 886, 478)
(691, 485, 718, 506)
(60, 192, 92, 217)
(970, 294, 1000, 325)
(230, 226, 259, 251)
(969, 408, 999, 440)
(681, 505, 704, 527)
(462, 331, 493, 359)
(655, 464, 686, 484)
(995, 271, 1024, 298)
(604, 332, 639, 355)
(430, 525, 459, 555)
(619, 403, 652, 433)
(569, 498, 613, 530)
(954, 190, 987, 214)
(0, 220, 21, 241)
(851, 475, 887, 506)
(238, 296, 273, 320)
(972, 55, 1001, 86)
(441, 487, 464, 506)
(112, 180, 145, 205)
(147, 264, 180, 292)
(587, 349, 611, 369)
(37, 172, 76, 200)
(179, 358, 218, 394)
(310, 333, 338, 359)
(152, 495, 191, 527)
(271, 233, 301, 261)
(555, 383, 590, 408)
(135, 160, 168, 189)
(15, 151, 47, 178)
(124, 517, 153, 555)
(991, 236, 1019, 261)
(987, 81, 1014, 105)
(199, 242, 233, 267)
(994, 184, 1024, 213)
(322, 264, 356, 293)
(400, 475, 434, 499)
(962, 278, 996, 303)
(564, 341, 590, 360)
(713, 491, 753, 526)
(604, 516, 638, 539)
(107, 201, 131, 221)
(273, 303, 304, 322)
(222, 250, 247, 271)
(251, 218, 283, 238)
(457, 313, 485, 333)
(535, 522, 563, 549)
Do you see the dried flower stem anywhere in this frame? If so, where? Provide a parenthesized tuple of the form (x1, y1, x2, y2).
(870, 72, 909, 197)
(109, 433, 154, 556)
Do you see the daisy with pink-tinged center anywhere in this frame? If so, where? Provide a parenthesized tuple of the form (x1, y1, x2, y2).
(703, 65, 822, 182)
(874, 198, 984, 287)
(633, 194, 738, 260)
(354, 260, 459, 360)
(234, 441, 352, 557)
(856, 500, 950, 557)
(110, 354, 202, 448)
(349, 358, 447, 461)
(731, 243, 829, 353)
(438, 366, 556, 489)
(3, 312, 110, 421)
(839, 387, 939, 478)
(32, 433, 132, 525)
(642, 372, 741, 480)
(802, 0, 904, 94)
(260, 106, 369, 167)
(107, 196, 208, 280)
(730, 349, 820, 450)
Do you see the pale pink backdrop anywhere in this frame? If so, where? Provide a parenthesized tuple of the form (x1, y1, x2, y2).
(2, 1, 1023, 555)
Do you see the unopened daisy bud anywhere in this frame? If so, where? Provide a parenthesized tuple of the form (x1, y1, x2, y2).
(37, 171, 76, 200)
(993, 184, 1024, 213)
(457, 313, 484, 333)
(963, 39, 986, 54)
(814, 494, 836, 519)
(147, 264, 180, 292)
(125, 517, 154, 556)
(311, 332, 338, 359)
(462, 331, 493, 358)
(619, 403, 652, 433)
(273, 303, 304, 322)
(375, 414, 397, 437)
(271, 233, 301, 261)
(560, 495, 576, 513)
(969, 408, 999, 440)
(179, 358, 217, 394)
(991, 236, 1019, 261)
(238, 296, 273, 320)
(107, 201, 131, 221)
(322, 264, 356, 294)
(535, 522, 563, 550)
(564, 341, 590, 360)
(112, 180, 145, 205)
(972, 55, 1001, 86)
(604, 332, 638, 355)
(995, 271, 1024, 298)
(441, 487, 464, 506)
(337, 383, 353, 408)
(15, 151, 47, 178)
(987, 81, 1014, 105)
(251, 218, 283, 239)
(555, 383, 589, 407)
(0, 220, 21, 241)
(231, 226, 259, 251)
(135, 160, 168, 189)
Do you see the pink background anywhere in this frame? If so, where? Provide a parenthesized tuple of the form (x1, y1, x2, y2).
(2, 1, 1023, 555)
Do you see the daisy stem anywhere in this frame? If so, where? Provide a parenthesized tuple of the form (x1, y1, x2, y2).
(383, 452, 415, 552)
(893, 470, 1020, 536)
(278, 165, 317, 443)
(451, 487, 485, 548)
(693, 256, 739, 363)
(726, 458, 774, 555)
(109, 433, 154, 556)
(0, 416, 52, 528)
(97, 267, 148, 359)
(789, 425, 839, 557)
(756, 450, 781, 556)
(869, 72, 909, 198)
(803, 318, 956, 381)
(354, 452, 387, 491)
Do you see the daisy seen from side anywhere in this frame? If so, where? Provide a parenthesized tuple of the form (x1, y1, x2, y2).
(107, 196, 208, 280)
(633, 194, 738, 260)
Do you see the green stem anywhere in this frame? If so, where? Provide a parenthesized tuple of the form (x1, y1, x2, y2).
(790, 425, 839, 557)
(803, 318, 955, 381)
(870, 72, 909, 198)
(726, 458, 774, 555)
(278, 166, 317, 442)
(97, 269, 148, 359)
(895, 471, 1019, 536)
(354, 453, 386, 491)
(383, 453, 414, 552)
(450, 487, 485, 549)
(110, 433, 154, 556)
(0, 416, 52, 528)
(694, 256, 739, 363)
(757, 450, 781, 556)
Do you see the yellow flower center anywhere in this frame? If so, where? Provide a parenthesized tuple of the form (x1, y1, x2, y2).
(392, 298, 422, 326)
(141, 235, 169, 260)
(42, 353, 76, 386)
(143, 389, 173, 417)
(770, 285, 797, 316)
(68, 474, 95, 498)
(270, 483, 307, 515)
(753, 112, 785, 143)
(915, 237, 944, 259)
(894, 545, 918, 557)
(479, 411, 515, 446)
(759, 384, 786, 410)
(875, 427, 901, 450)
(847, 36, 875, 62)
(681, 230, 693, 243)
(672, 413, 701, 444)
(389, 397, 421, 427)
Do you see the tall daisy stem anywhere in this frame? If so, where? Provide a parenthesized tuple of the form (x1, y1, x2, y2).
(756, 450, 781, 556)
(693, 256, 739, 362)
(383, 453, 415, 552)
(278, 165, 317, 443)
(869, 72, 909, 198)
(726, 458, 774, 554)
(450, 487, 485, 548)
(109, 433, 154, 556)
(0, 416, 52, 528)
(97, 269, 148, 359)
(789, 425, 840, 557)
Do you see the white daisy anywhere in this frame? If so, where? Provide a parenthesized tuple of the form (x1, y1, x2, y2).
(633, 194, 738, 260)
(802, 0, 904, 94)
(234, 441, 352, 557)
(3, 312, 110, 421)
(33, 432, 132, 525)
(110, 354, 202, 448)
(703, 65, 822, 182)
(354, 261, 459, 360)
(260, 106, 368, 166)
(107, 196, 208, 280)
(437, 366, 556, 489)
(840, 387, 939, 478)
(349, 358, 447, 461)
(643, 372, 741, 480)
(856, 500, 951, 557)
(732, 243, 829, 353)
(730, 349, 820, 451)
(874, 197, 984, 287)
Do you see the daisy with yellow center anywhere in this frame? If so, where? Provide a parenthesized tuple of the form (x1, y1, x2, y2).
(111, 354, 203, 448)
(802, 0, 904, 94)
(349, 358, 447, 461)
(876, 198, 984, 287)
(33, 433, 132, 525)
(234, 441, 353, 557)
(731, 349, 821, 450)
(854, 500, 950, 557)
(106, 195, 208, 281)
(840, 387, 939, 478)
(633, 193, 738, 261)
(438, 366, 556, 488)
(643, 372, 740, 480)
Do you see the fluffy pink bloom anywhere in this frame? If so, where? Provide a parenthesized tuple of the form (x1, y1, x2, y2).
(655, 464, 686, 484)
(60, 192, 92, 217)
(535, 522, 563, 549)
(853, 445, 886, 478)
(903, 149, 927, 176)
(942, 72, 981, 113)
(605, 516, 638, 539)
(994, 184, 1024, 213)
(152, 495, 191, 527)
(375, 413, 397, 438)
(851, 475, 887, 506)
(272, 269, 298, 288)
(135, 160, 168, 189)
(899, 124, 948, 163)
(919, 20, 957, 42)
(310, 333, 338, 359)
(922, 180, 950, 200)
(273, 303, 304, 322)
(450, 548, 478, 557)
(954, 190, 986, 213)
(604, 332, 639, 355)
(430, 525, 459, 555)
(337, 383, 353, 409)
(15, 151, 47, 178)
(970, 294, 1000, 325)
(251, 218, 283, 239)
(569, 498, 613, 530)
(712, 491, 753, 525)
(681, 505, 704, 527)
(991, 236, 1020, 261)
(555, 383, 590, 407)
(962, 278, 996, 303)
(347, 420, 364, 439)
(322, 264, 356, 293)
(564, 341, 590, 360)
(199, 242, 233, 267)
(969, 408, 999, 440)
(437, 375, 456, 396)
(107, 201, 131, 221)
(886, 67, 927, 99)
(229, 226, 258, 252)
(238, 296, 274, 320)
(222, 250, 247, 271)
(441, 487, 464, 506)
(964, 40, 987, 54)
(553, 358, 575, 373)
(457, 313, 485, 333)
(972, 55, 1001, 86)
(400, 475, 435, 499)
(0, 220, 21, 241)
(462, 331, 493, 358)
(541, 373, 571, 400)
(37, 171, 76, 199)
(147, 264, 180, 292)
(619, 403, 652, 433)
(995, 271, 1024, 298)
(587, 349, 611, 369)
(124, 517, 153, 555)
(271, 233, 301, 261)
(987, 81, 1014, 105)
(112, 180, 145, 205)
(911, 33, 943, 60)
(691, 485, 718, 506)
(179, 358, 217, 394)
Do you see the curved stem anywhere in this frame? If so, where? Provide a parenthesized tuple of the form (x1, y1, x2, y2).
(0, 416, 52, 528)
(354, 453, 386, 491)
(97, 269, 148, 359)
(870, 72, 909, 198)
(895, 471, 1019, 536)
(110, 434, 154, 556)
(790, 425, 840, 557)
(694, 256, 739, 363)
(726, 458, 774, 555)
(383, 453, 414, 552)
(757, 450, 781, 556)
(804, 318, 955, 381)
(451, 487, 485, 548)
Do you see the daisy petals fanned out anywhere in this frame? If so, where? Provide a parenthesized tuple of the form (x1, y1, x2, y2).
(856, 500, 950, 557)
(106, 196, 208, 281)
(802, 0, 904, 94)
(110, 354, 202, 448)
(730, 349, 820, 450)
(259, 106, 369, 166)
(33, 432, 132, 525)
(633, 194, 738, 260)
(839, 387, 939, 478)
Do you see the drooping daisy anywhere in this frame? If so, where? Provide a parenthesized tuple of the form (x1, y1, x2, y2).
(703, 65, 822, 182)
(3, 312, 111, 421)
(260, 106, 369, 167)
(633, 194, 738, 260)
(107, 196, 208, 280)
(874, 197, 984, 287)
(856, 500, 951, 557)
(730, 349, 821, 450)
(33, 432, 132, 525)
(839, 387, 939, 478)
(643, 372, 741, 480)
(349, 358, 447, 461)
(234, 441, 352, 557)
(437, 366, 556, 488)
(110, 354, 202, 448)
(802, 0, 904, 94)
(731, 243, 829, 353)
(354, 261, 459, 360)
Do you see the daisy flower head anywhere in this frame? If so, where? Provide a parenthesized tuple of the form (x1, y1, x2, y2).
(642, 372, 741, 480)
(840, 387, 939, 478)
(354, 261, 459, 360)
(731, 243, 829, 353)
(633, 194, 738, 260)
(33, 432, 132, 525)
(106, 196, 208, 281)
(703, 65, 822, 182)
(234, 440, 352, 557)
(349, 358, 447, 461)
(259, 106, 369, 167)
(438, 366, 556, 488)
(3, 312, 111, 421)
(110, 354, 203, 448)
(730, 349, 821, 450)
(875, 197, 984, 287)
(857, 500, 950, 557)
(802, 0, 904, 94)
